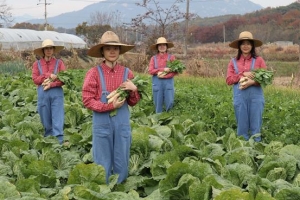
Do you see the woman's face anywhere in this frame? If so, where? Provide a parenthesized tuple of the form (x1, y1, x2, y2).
(43, 46, 54, 57)
(240, 40, 252, 55)
(102, 45, 120, 62)
(157, 43, 167, 53)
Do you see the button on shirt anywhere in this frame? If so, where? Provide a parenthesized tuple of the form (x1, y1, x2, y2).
(226, 55, 266, 85)
(148, 53, 177, 78)
(82, 62, 140, 113)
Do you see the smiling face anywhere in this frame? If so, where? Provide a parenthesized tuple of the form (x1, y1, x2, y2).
(157, 43, 167, 53)
(239, 40, 253, 56)
(102, 45, 120, 62)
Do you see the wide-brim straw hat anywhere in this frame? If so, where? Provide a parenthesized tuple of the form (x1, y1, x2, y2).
(34, 39, 64, 57)
(229, 31, 263, 49)
(87, 31, 134, 57)
(150, 37, 174, 50)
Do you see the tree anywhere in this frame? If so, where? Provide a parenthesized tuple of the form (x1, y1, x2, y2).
(129, 0, 187, 43)
(75, 22, 111, 45)
(11, 22, 41, 30)
(0, 0, 13, 26)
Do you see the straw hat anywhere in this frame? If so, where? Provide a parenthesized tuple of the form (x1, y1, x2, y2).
(34, 39, 64, 57)
(87, 31, 134, 57)
(150, 37, 174, 50)
(229, 31, 263, 49)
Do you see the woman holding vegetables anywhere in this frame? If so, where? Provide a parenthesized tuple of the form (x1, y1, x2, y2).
(148, 37, 177, 113)
(226, 31, 267, 142)
(32, 39, 66, 144)
(82, 31, 140, 184)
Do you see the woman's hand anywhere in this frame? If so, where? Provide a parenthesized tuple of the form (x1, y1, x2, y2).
(50, 74, 57, 80)
(239, 78, 255, 90)
(157, 71, 165, 78)
(120, 79, 137, 92)
(243, 71, 254, 79)
(113, 96, 125, 109)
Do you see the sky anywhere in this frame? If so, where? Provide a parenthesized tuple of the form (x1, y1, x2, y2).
(7, 0, 298, 18)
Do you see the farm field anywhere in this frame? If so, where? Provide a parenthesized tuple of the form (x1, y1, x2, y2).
(0, 68, 300, 199)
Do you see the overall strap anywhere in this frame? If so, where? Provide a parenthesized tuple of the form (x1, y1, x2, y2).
(97, 66, 107, 92)
(37, 60, 43, 75)
(251, 58, 256, 70)
(123, 67, 129, 81)
(154, 56, 157, 69)
(167, 54, 171, 61)
(53, 59, 60, 74)
(232, 58, 239, 74)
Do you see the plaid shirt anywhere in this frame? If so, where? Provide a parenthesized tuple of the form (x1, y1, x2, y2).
(32, 57, 65, 88)
(82, 62, 140, 113)
(226, 55, 266, 85)
(148, 53, 176, 78)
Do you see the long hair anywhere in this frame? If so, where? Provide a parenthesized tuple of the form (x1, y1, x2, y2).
(236, 40, 258, 60)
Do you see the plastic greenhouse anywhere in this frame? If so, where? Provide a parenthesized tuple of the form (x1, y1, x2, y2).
(0, 28, 87, 51)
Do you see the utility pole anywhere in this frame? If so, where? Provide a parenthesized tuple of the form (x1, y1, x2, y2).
(37, 0, 51, 31)
(184, 0, 190, 57)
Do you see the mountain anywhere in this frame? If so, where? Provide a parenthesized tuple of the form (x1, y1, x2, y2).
(24, 0, 263, 29)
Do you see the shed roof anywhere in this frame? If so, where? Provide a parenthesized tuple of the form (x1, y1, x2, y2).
(0, 28, 87, 51)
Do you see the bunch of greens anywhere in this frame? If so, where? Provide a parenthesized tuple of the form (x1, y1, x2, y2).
(42, 70, 75, 90)
(107, 75, 149, 116)
(253, 68, 274, 87)
(165, 60, 186, 74)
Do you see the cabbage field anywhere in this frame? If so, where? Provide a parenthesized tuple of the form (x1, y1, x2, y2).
(0, 69, 300, 200)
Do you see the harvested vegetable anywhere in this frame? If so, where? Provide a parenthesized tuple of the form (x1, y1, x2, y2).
(162, 60, 186, 75)
(107, 75, 149, 117)
(238, 76, 249, 89)
(238, 69, 274, 90)
(253, 69, 274, 88)
(42, 70, 75, 90)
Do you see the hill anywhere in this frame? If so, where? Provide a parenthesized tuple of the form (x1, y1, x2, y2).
(25, 0, 262, 28)
(187, 2, 300, 44)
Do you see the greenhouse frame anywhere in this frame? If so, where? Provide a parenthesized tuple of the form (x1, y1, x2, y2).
(0, 28, 87, 51)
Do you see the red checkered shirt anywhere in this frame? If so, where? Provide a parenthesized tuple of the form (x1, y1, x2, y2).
(148, 53, 177, 78)
(32, 57, 66, 88)
(82, 62, 140, 113)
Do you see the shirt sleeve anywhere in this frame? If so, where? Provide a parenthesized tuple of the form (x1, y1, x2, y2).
(148, 56, 160, 75)
(127, 70, 141, 106)
(226, 59, 244, 85)
(82, 68, 114, 112)
(32, 61, 47, 86)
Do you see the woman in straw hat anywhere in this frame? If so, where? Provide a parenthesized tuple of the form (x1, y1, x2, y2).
(148, 37, 177, 113)
(226, 31, 267, 142)
(32, 39, 66, 144)
(82, 31, 140, 183)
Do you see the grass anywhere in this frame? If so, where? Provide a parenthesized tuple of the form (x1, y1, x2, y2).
(0, 61, 28, 75)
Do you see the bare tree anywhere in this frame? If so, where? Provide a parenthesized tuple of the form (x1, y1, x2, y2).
(89, 10, 122, 27)
(0, 0, 13, 26)
(130, 0, 186, 42)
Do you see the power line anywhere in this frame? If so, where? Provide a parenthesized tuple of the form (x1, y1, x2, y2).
(37, 0, 52, 30)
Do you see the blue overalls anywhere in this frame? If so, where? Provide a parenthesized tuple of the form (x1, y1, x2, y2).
(37, 59, 64, 144)
(232, 58, 264, 142)
(152, 54, 174, 113)
(93, 66, 131, 184)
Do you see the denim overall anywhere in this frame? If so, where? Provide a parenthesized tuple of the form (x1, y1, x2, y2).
(152, 54, 174, 113)
(232, 58, 264, 141)
(93, 66, 131, 183)
(37, 59, 64, 144)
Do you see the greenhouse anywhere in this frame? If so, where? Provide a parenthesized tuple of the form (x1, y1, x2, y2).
(0, 28, 87, 51)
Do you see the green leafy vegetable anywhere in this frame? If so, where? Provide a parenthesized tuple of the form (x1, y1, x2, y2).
(253, 69, 274, 87)
(108, 75, 149, 117)
(165, 60, 186, 74)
